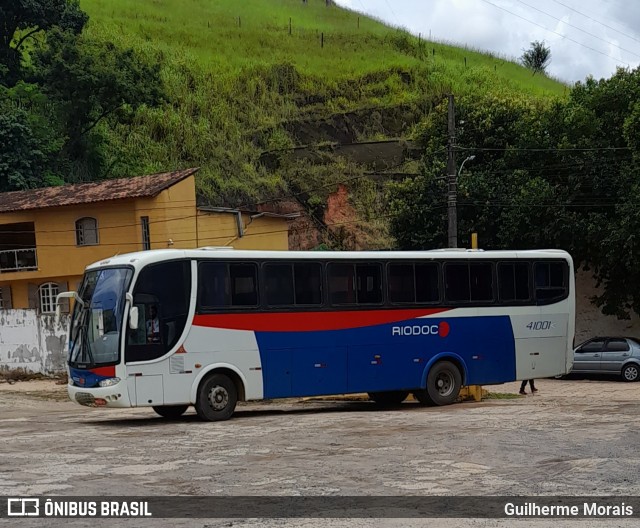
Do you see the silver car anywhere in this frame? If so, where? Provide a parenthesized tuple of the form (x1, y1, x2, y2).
(572, 337, 640, 382)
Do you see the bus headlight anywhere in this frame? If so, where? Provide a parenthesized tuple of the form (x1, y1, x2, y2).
(98, 377, 121, 388)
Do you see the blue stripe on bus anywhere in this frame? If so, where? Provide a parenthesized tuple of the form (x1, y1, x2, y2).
(69, 367, 112, 388)
(255, 315, 516, 399)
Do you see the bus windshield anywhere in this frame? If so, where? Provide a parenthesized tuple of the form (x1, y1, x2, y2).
(68, 267, 133, 368)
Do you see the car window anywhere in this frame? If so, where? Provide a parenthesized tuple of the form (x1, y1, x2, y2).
(578, 339, 605, 353)
(606, 339, 630, 352)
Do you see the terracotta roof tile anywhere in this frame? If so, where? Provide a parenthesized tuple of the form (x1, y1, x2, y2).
(0, 168, 199, 213)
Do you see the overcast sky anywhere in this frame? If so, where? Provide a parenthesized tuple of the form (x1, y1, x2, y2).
(334, 0, 640, 83)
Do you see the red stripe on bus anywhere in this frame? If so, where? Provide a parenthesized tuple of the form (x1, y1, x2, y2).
(193, 308, 450, 333)
(90, 366, 116, 377)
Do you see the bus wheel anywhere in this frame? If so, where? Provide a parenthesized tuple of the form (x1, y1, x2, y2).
(420, 361, 462, 406)
(368, 391, 409, 406)
(196, 373, 238, 421)
(153, 405, 189, 419)
(412, 390, 433, 406)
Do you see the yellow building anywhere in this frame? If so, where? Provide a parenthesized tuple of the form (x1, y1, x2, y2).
(0, 168, 294, 311)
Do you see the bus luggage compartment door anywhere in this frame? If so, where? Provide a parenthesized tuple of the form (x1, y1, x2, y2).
(291, 346, 347, 397)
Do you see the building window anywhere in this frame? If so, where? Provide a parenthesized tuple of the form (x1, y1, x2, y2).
(39, 283, 59, 314)
(75, 217, 98, 246)
(141, 216, 150, 250)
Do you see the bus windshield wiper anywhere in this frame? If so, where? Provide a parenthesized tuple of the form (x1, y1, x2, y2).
(81, 315, 95, 367)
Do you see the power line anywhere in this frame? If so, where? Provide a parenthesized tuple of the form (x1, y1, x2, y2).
(0, 197, 300, 236)
(382, 0, 402, 27)
(1, 147, 631, 238)
(0, 210, 418, 249)
(550, 0, 640, 46)
(459, 201, 620, 208)
(243, 144, 440, 211)
(514, 0, 640, 60)
(5, 188, 633, 251)
(456, 146, 632, 152)
(478, 0, 630, 67)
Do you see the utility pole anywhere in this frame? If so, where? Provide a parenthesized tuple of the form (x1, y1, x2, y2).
(447, 94, 457, 248)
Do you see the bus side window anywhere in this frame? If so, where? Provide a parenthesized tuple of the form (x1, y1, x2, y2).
(328, 263, 355, 305)
(294, 263, 322, 305)
(265, 263, 294, 306)
(356, 264, 382, 304)
(445, 262, 493, 303)
(534, 261, 568, 304)
(389, 264, 415, 303)
(199, 262, 229, 308)
(415, 263, 439, 303)
(445, 263, 471, 302)
(125, 260, 191, 362)
(498, 262, 531, 302)
(230, 264, 258, 306)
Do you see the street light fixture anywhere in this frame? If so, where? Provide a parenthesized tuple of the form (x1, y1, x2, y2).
(458, 155, 476, 178)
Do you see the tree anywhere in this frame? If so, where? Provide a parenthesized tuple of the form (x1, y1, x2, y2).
(388, 67, 640, 319)
(0, 0, 163, 185)
(0, 83, 63, 191)
(0, 0, 87, 85)
(521, 41, 551, 75)
(34, 30, 164, 179)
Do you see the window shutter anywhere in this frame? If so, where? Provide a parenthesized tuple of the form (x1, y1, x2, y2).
(28, 283, 39, 311)
(4, 285, 12, 309)
(57, 281, 70, 313)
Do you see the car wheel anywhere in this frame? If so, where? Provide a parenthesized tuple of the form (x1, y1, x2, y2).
(368, 391, 409, 406)
(621, 363, 640, 382)
(153, 405, 189, 419)
(195, 373, 238, 421)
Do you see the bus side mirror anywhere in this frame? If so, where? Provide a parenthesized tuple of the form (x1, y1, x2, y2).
(56, 291, 83, 325)
(129, 306, 139, 330)
(57, 291, 84, 308)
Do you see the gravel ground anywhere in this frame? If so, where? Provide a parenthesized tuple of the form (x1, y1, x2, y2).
(1, 377, 639, 527)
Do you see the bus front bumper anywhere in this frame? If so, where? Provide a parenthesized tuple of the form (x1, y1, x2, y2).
(68, 381, 132, 408)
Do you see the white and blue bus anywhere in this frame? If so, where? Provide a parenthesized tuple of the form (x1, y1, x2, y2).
(61, 248, 575, 421)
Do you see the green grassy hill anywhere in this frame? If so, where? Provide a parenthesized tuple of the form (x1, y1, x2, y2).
(81, 0, 567, 208)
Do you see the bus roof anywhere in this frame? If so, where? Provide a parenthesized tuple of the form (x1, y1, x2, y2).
(86, 248, 573, 271)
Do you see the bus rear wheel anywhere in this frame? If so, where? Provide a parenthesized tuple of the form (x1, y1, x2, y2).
(195, 373, 238, 421)
(153, 405, 189, 419)
(368, 391, 409, 406)
(415, 361, 462, 406)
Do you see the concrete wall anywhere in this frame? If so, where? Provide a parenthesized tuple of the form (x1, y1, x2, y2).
(0, 310, 69, 374)
(575, 270, 640, 344)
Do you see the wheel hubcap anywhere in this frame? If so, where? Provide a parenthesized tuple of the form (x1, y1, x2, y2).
(208, 386, 229, 411)
(435, 372, 454, 396)
(625, 366, 638, 381)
